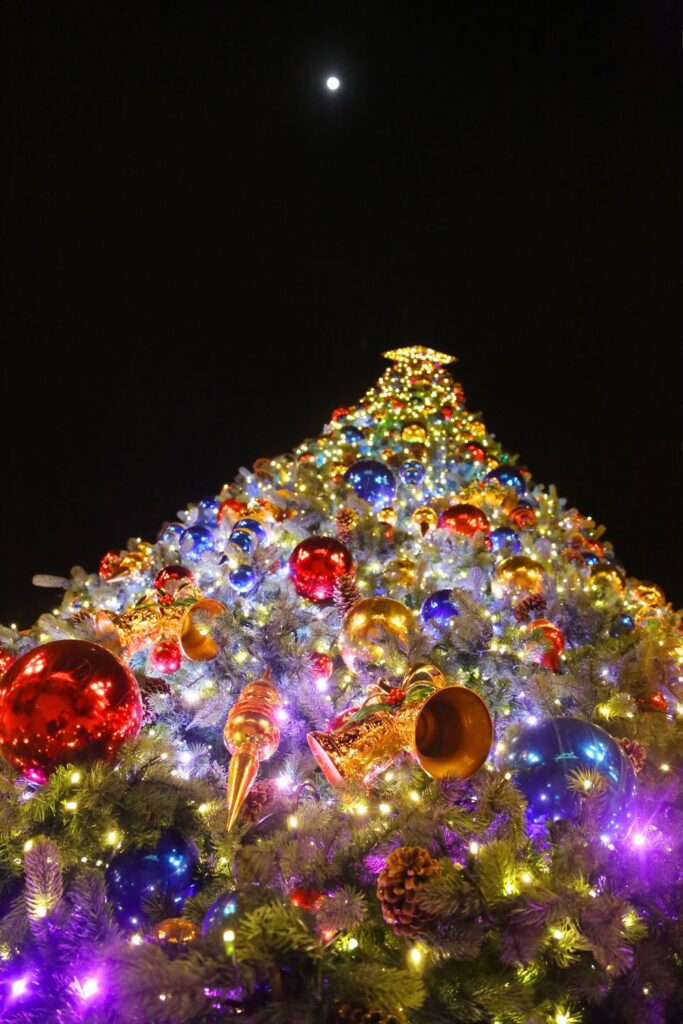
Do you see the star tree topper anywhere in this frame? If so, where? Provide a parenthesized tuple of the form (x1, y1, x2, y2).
(382, 345, 456, 367)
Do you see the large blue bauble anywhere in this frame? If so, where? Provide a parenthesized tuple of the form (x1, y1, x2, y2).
(399, 460, 426, 486)
(484, 466, 526, 495)
(344, 460, 396, 507)
(421, 590, 460, 629)
(202, 890, 239, 938)
(229, 528, 257, 553)
(489, 527, 521, 554)
(106, 829, 198, 928)
(233, 518, 268, 541)
(507, 718, 638, 839)
(181, 525, 214, 560)
(230, 566, 257, 593)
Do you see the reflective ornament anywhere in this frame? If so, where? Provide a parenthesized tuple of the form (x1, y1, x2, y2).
(224, 672, 282, 830)
(509, 503, 537, 529)
(153, 917, 199, 946)
(344, 460, 396, 508)
(525, 619, 565, 671)
(489, 527, 521, 555)
(421, 590, 460, 629)
(218, 498, 248, 525)
(233, 518, 269, 542)
(484, 466, 526, 495)
(202, 890, 239, 938)
(229, 566, 257, 593)
(341, 425, 363, 443)
(0, 640, 142, 778)
(590, 563, 626, 596)
(401, 421, 427, 443)
(153, 565, 197, 605)
(199, 498, 220, 520)
(179, 599, 227, 661)
(646, 691, 667, 712)
(609, 613, 634, 637)
(377, 507, 397, 527)
(309, 652, 334, 680)
(0, 646, 17, 678)
(383, 558, 417, 588)
(399, 460, 426, 486)
(149, 639, 182, 675)
(106, 828, 198, 928)
(582, 551, 599, 566)
(290, 887, 323, 911)
(507, 717, 638, 838)
(630, 581, 666, 608)
(462, 441, 485, 462)
(158, 521, 185, 544)
(412, 506, 438, 536)
(99, 549, 124, 581)
(491, 556, 545, 601)
(229, 527, 258, 554)
(437, 504, 490, 537)
(340, 597, 416, 675)
(181, 525, 214, 560)
(288, 537, 354, 603)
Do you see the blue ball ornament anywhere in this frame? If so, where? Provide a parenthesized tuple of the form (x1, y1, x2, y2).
(582, 551, 599, 566)
(489, 527, 521, 554)
(202, 890, 239, 938)
(399, 460, 426, 486)
(344, 460, 396, 507)
(507, 717, 638, 839)
(233, 518, 268, 542)
(106, 829, 198, 928)
(158, 521, 185, 544)
(421, 589, 460, 629)
(230, 528, 257, 553)
(610, 613, 634, 637)
(181, 525, 214, 560)
(484, 466, 526, 495)
(199, 498, 220, 520)
(230, 566, 257, 593)
(341, 425, 363, 443)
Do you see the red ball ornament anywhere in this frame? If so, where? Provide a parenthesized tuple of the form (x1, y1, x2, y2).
(149, 639, 182, 675)
(288, 537, 354, 603)
(647, 691, 668, 713)
(0, 640, 142, 779)
(464, 441, 485, 461)
(437, 503, 490, 538)
(509, 505, 537, 529)
(289, 887, 324, 911)
(526, 619, 565, 671)
(153, 565, 196, 605)
(99, 549, 123, 581)
(217, 498, 248, 525)
(309, 653, 334, 681)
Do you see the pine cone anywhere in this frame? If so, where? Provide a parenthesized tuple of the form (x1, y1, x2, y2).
(333, 572, 361, 615)
(242, 778, 279, 822)
(376, 846, 440, 937)
(333, 1004, 404, 1024)
(514, 593, 547, 623)
(336, 507, 359, 546)
(137, 675, 172, 724)
(619, 737, 647, 774)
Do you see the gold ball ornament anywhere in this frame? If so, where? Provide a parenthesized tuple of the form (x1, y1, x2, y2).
(179, 598, 228, 661)
(383, 559, 417, 588)
(401, 421, 428, 443)
(153, 917, 200, 946)
(491, 556, 546, 601)
(340, 597, 416, 675)
(629, 581, 666, 608)
(590, 563, 626, 597)
(377, 507, 398, 527)
(412, 506, 438, 537)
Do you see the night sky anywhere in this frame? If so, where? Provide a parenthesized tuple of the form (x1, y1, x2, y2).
(1, 1, 680, 626)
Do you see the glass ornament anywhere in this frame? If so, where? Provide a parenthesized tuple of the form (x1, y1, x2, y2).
(484, 466, 527, 495)
(344, 460, 396, 507)
(202, 890, 239, 938)
(399, 460, 426, 486)
(421, 590, 460, 629)
(437, 504, 490, 537)
(229, 566, 257, 593)
(489, 527, 521, 554)
(181, 525, 214, 560)
(288, 537, 354, 603)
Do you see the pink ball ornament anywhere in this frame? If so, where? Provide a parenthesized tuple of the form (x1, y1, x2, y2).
(149, 640, 182, 675)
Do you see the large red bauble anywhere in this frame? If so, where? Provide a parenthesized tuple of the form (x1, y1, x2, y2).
(288, 537, 354, 603)
(0, 640, 142, 779)
(0, 646, 17, 678)
(153, 565, 196, 605)
(526, 619, 565, 671)
(437, 503, 490, 537)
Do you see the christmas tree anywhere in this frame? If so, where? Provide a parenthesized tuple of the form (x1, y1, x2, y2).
(0, 346, 681, 1024)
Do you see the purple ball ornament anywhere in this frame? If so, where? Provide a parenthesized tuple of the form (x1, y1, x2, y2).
(421, 590, 460, 629)
(106, 828, 199, 928)
(507, 717, 638, 839)
(344, 460, 396, 508)
(489, 527, 522, 554)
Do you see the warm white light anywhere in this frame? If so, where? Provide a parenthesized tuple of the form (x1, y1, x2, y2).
(326, 76, 340, 91)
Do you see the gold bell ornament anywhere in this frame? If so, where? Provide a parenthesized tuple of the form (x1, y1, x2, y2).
(629, 580, 666, 609)
(96, 588, 199, 660)
(179, 598, 229, 662)
(224, 670, 282, 830)
(307, 664, 492, 787)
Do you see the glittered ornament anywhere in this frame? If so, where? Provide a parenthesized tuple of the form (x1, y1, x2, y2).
(179, 599, 228, 661)
(344, 460, 396, 508)
(491, 556, 545, 601)
(153, 565, 197, 605)
(630, 581, 666, 608)
(106, 828, 198, 928)
(507, 717, 638, 838)
(590, 562, 626, 596)
(383, 559, 418, 588)
(288, 537, 354, 603)
(412, 506, 438, 536)
(340, 597, 416, 675)
(421, 590, 460, 629)
(0, 640, 142, 778)
(377, 506, 397, 527)
(99, 549, 124, 581)
(635, 606, 664, 629)
(149, 639, 182, 675)
(202, 890, 239, 938)
(437, 503, 489, 538)
(489, 527, 521, 555)
(229, 566, 257, 593)
(399, 460, 426, 486)
(153, 917, 199, 946)
(181, 524, 214, 560)
(525, 619, 565, 670)
(96, 593, 188, 661)
(224, 671, 282, 830)
(484, 466, 527, 495)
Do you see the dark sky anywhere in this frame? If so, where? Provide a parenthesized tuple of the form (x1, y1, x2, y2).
(1, 1, 680, 626)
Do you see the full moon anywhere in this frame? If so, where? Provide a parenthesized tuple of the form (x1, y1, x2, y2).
(325, 76, 340, 91)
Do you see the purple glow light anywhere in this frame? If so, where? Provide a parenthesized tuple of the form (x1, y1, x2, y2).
(11, 975, 30, 997)
(75, 976, 100, 1000)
